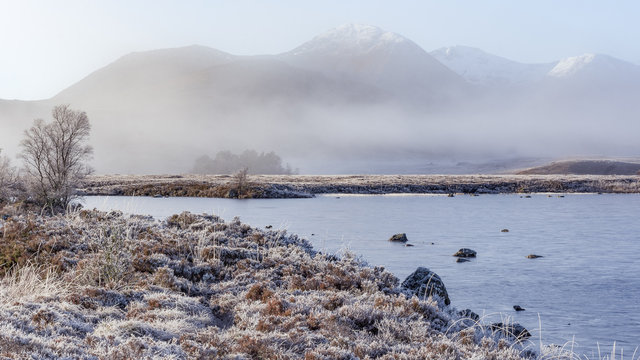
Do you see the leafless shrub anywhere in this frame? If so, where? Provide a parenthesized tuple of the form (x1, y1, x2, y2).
(73, 224, 134, 288)
(0, 149, 19, 204)
(96, 226, 131, 287)
(225, 167, 252, 198)
(19, 104, 93, 212)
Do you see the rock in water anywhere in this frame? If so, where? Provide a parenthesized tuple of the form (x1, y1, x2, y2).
(453, 248, 477, 257)
(501, 229, 509, 232)
(513, 305, 525, 311)
(490, 323, 531, 340)
(401, 267, 450, 306)
(456, 258, 470, 263)
(388, 233, 408, 243)
(458, 309, 480, 321)
(457, 308, 480, 328)
(526, 254, 543, 259)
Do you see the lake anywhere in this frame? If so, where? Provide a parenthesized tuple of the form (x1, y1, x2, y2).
(82, 193, 640, 356)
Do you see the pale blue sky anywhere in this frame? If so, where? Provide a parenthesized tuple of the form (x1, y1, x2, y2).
(1, 0, 639, 100)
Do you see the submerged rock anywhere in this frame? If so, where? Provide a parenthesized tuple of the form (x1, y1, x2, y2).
(404, 243, 414, 247)
(458, 309, 480, 321)
(456, 258, 470, 263)
(457, 308, 480, 328)
(453, 248, 477, 258)
(490, 322, 531, 340)
(401, 267, 450, 306)
(388, 233, 408, 243)
(501, 229, 509, 232)
(526, 254, 543, 259)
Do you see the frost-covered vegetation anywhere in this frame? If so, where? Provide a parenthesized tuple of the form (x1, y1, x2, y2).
(0, 207, 577, 359)
(1, 105, 93, 212)
(80, 174, 640, 199)
(0, 149, 20, 204)
(19, 104, 93, 211)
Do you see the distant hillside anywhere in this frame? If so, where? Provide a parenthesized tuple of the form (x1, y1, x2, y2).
(2, 24, 640, 174)
(517, 160, 640, 175)
(430, 45, 554, 86)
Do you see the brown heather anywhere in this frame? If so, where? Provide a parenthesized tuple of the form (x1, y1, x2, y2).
(0, 206, 578, 359)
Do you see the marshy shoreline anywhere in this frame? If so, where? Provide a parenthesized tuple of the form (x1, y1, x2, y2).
(0, 207, 564, 359)
(80, 174, 640, 199)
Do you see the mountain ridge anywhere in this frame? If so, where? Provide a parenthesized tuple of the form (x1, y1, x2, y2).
(1, 24, 639, 174)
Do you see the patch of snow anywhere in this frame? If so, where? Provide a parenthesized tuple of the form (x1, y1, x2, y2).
(547, 53, 640, 80)
(547, 54, 597, 77)
(431, 46, 555, 86)
(290, 24, 409, 56)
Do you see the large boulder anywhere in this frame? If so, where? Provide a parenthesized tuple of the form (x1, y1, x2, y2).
(388, 233, 408, 242)
(400, 267, 450, 306)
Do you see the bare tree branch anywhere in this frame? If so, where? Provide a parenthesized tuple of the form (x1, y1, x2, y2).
(19, 105, 93, 210)
(0, 149, 19, 204)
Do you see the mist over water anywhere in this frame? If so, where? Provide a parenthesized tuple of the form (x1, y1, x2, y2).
(1, 25, 640, 174)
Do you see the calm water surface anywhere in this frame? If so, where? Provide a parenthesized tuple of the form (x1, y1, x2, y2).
(83, 194, 640, 356)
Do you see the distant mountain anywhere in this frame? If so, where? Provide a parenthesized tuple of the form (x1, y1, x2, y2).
(430, 46, 555, 86)
(548, 54, 638, 78)
(1, 24, 640, 174)
(53, 45, 384, 112)
(53, 45, 238, 107)
(282, 24, 468, 104)
(431, 47, 640, 89)
(545, 54, 640, 90)
(517, 160, 640, 175)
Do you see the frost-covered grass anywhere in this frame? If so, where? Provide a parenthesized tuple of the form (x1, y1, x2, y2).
(0, 206, 618, 359)
(79, 174, 640, 198)
(0, 264, 71, 307)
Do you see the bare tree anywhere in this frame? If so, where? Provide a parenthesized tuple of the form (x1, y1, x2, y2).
(231, 167, 250, 198)
(0, 149, 18, 204)
(20, 105, 93, 210)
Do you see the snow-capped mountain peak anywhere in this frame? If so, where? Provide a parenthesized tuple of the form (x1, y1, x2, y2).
(281, 24, 465, 103)
(290, 24, 409, 55)
(548, 53, 598, 77)
(430, 45, 555, 86)
(315, 23, 405, 43)
(546, 53, 640, 80)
